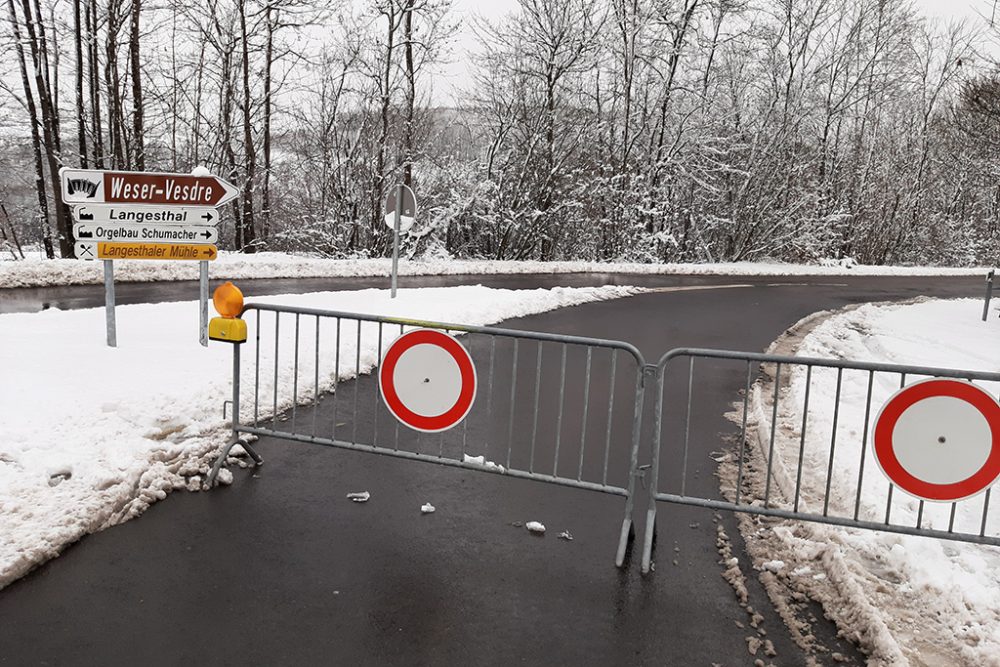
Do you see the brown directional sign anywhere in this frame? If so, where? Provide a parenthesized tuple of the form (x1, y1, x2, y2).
(60, 168, 239, 207)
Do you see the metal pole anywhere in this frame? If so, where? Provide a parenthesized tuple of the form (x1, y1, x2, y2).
(984, 270, 994, 322)
(199, 260, 209, 346)
(391, 183, 402, 299)
(104, 259, 117, 347)
(232, 341, 241, 436)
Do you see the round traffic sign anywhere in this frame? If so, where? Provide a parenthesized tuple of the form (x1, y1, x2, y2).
(873, 379, 1000, 502)
(379, 329, 476, 433)
(384, 184, 417, 233)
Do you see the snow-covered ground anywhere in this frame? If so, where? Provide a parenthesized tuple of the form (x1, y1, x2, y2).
(739, 299, 1000, 666)
(0, 283, 639, 590)
(0, 251, 989, 289)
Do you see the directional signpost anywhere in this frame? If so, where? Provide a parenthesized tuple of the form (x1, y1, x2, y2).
(384, 184, 417, 299)
(74, 242, 218, 261)
(60, 168, 239, 348)
(72, 204, 219, 225)
(73, 223, 218, 244)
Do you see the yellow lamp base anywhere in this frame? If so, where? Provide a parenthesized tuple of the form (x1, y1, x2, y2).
(209, 317, 247, 344)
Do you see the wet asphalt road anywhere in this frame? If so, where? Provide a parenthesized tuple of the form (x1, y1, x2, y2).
(0, 273, 985, 666)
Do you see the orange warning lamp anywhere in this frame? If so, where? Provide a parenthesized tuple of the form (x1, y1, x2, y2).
(208, 281, 247, 343)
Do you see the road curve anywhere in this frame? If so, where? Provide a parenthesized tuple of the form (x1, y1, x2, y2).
(0, 274, 984, 666)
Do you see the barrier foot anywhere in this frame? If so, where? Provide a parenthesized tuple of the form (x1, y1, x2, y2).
(207, 435, 263, 486)
(242, 439, 264, 465)
(615, 518, 635, 569)
(641, 508, 657, 575)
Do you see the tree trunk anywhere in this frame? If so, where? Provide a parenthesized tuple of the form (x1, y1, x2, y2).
(21, 0, 70, 256)
(0, 199, 26, 259)
(87, 0, 104, 168)
(238, 0, 257, 252)
(128, 0, 144, 169)
(261, 4, 274, 240)
(375, 5, 397, 251)
(105, 0, 126, 168)
(5, 0, 53, 258)
(403, 0, 415, 187)
(74, 0, 88, 167)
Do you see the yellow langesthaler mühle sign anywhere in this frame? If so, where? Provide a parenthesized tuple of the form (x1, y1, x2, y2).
(85, 242, 218, 261)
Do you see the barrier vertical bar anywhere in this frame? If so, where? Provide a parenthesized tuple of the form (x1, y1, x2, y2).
(641, 366, 665, 574)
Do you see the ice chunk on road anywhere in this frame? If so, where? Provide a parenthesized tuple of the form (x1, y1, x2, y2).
(762, 560, 785, 573)
(462, 454, 506, 473)
(526, 521, 545, 534)
(421, 503, 435, 514)
(558, 530, 573, 541)
(346, 491, 370, 503)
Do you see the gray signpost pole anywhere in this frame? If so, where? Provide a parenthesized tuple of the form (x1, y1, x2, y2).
(391, 183, 402, 299)
(199, 260, 209, 346)
(103, 259, 117, 347)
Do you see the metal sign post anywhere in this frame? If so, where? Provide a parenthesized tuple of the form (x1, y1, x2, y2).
(391, 184, 402, 298)
(984, 270, 994, 322)
(103, 259, 117, 347)
(384, 184, 417, 300)
(199, 261, 209, 347)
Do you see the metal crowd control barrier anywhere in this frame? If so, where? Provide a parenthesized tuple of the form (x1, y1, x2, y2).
(209, 303, 649, 567)
(209, 303, 1000, 573)
(640, 348, 1000, 573)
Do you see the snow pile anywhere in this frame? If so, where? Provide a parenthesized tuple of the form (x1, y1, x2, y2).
(0, 251, 988, 288)
(346, 491, 370, 503)
(751, 299, 1000, 666)
(420, 503, 435, 514)
(0, 284, 639, 589)
(461, 453, 506, 473)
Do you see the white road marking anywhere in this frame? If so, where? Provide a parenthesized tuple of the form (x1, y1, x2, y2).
(646, 284, 754, 293)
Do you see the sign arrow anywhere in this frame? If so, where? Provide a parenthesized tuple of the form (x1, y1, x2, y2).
(201, 211, 214, 223)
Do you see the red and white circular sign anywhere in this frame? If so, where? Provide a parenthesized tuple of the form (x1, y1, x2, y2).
(873, 379, 1000, 502)
(379, 329, 477, 433)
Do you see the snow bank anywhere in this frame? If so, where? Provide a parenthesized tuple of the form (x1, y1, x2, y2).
(752, 299, 1000, 666)
(0, 284, 639, 589)
(0, 251, 988, 289)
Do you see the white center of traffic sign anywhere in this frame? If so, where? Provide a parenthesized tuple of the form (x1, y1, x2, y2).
(874, 379, 1000, 502)
(379, 329, 476, 433)
(892, 396, 992, 486)
(392, 343, 464, 417)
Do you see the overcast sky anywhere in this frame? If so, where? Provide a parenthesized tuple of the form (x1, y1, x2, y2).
(430, 0, 997, 104)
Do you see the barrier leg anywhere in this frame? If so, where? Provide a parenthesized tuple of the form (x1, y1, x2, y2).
(641, 507, 657, 574)
(616, 371, 647, 568)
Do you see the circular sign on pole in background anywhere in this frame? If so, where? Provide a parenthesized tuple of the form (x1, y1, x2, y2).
(379, 329, 476, 433)
(873, 378, 1000, 502)
(384, 184, 417, 233)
